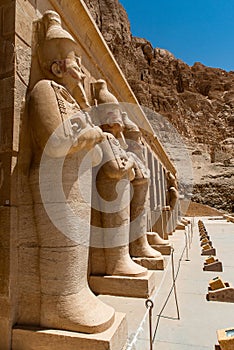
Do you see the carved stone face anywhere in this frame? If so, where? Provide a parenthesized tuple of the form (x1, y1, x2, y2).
(99, 105, 123, 137)
(106, 109, 123, 126)
(64, 55, 84, 82)
(51, 51, 85, 94)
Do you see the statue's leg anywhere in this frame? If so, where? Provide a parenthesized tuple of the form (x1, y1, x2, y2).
(147, 232, 169, 245)
(129, 182, 162, 258)
(30, 157, 115, 333)
(97, 179, 147, 276)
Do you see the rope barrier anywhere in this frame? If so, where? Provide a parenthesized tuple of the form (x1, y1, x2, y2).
(127, 218, 195, 349)
(126, 247, 172, 349)
(152, 245, 185, 343)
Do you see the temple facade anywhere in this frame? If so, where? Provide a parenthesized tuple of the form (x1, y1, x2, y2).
(0, 1, 181, 349)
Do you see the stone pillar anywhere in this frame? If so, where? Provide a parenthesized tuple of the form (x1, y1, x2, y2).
(146, 149, 157, 231)
(160, 166, 167, 207)
(151, 158, 161, 234)
(152, 161, 167, 238)
(0, 1, 17, 349)
(162, 170, 175, 237)
(154, 158, 161, 208)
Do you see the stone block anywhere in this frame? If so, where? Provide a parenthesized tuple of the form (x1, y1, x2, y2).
(89, 271, 156, 298)
(17, 205, 38, 246)
(0, 108, 13, 152)
(132, 256, 164, 270)
(0, 206, 16, 296)
(151, 244, 172, 255)
(17, 246, 40, 325)
(200, 234, 210, 241)
(225, 215, 234, 223)
(13, 78, 28, 154)
(217, 328, 234, 350)
(209, 277, 226, 291)
(207, 286, 234, 303)
(0, 152, 11, 205)
(0, 247, 10, 295)
(2, 2, 15, 36)
(0, 77, 14, 109)
(16, 0, 36, 46)
(15, 37, 31, 86)
(0, 316, 11, 350)
(201, 240, 212, 247)
(0, 39, 14, 75)
(12, 312, 127, 350)
(201, 248, 216, 256)
(203, 261, 223, 272)
(0, 296, 10, 318)
(0, 206, 11, 248)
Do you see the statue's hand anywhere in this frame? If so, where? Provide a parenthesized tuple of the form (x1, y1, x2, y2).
(72, 125, 105, 152)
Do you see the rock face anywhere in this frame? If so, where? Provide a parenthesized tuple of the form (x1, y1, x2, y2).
(84, 0, 234, 213)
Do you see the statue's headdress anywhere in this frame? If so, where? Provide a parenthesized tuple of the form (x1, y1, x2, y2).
(122, 112, 141, 141)
(91, 79, 123, 126)
(36, 10, 78, 76)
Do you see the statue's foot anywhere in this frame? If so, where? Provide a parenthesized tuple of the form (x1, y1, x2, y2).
(130, 236, 162, 258)
(181, 218, 190, 225)
(176, 221, 186, 229)
(105, 246, 147, 277)
(40, 286, 115, 333)
(147, 232, 170, 246)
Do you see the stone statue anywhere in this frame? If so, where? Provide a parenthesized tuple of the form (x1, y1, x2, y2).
(91, 79, 119, 105)
(27, 10, 114, 333)
(166, 171, 179, 210)
(90, 81, 147, 277)
(166, 171, 187, 228)
(123, 114, 169, 252)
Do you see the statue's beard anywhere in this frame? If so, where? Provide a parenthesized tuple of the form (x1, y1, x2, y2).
(72, 83, 90, 110)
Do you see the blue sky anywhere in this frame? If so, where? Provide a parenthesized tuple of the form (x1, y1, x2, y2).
(120, 0, 234, 72)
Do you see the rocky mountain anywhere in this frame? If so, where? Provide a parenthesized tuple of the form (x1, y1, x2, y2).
(84, 0, 234, 213)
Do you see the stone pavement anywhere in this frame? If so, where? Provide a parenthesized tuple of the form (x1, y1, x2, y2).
(98, 217, 234, 349)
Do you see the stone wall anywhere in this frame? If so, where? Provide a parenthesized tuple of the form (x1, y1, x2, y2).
(0, 1, 17, 348)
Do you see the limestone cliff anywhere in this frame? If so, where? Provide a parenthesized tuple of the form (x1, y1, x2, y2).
(84, 0, 234, 213)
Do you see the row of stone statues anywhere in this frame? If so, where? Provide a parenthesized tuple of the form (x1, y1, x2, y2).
(24, 10, 177, 335)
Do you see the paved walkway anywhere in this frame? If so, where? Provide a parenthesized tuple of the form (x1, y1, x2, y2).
(98, 217, 234, 349)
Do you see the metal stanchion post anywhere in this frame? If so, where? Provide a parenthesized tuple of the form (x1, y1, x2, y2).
(191, 217, 195, 238)
(171, 248, 180, 320)
(184, 229, 190, 261)
(187, 225, 191, 249)
(145, 299, 154, 350)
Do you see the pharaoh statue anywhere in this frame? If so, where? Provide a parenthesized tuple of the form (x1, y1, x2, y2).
(122, 114, 169, 251)
(166, 171, 179, 211)
(165, 171, 183, 232)
(166, 171, 188, 227)
(90, 80, 147, 277)
(27, 11, 115, 333)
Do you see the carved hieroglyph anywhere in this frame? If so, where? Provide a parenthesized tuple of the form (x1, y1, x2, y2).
(26, 11, 115, 333)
